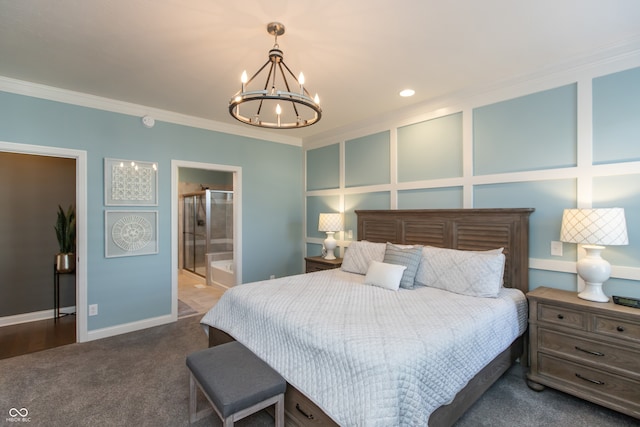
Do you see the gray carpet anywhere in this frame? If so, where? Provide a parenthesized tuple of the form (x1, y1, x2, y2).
(456, 364, 638, 426)
(0, 316, 637, 427)
(0, 316, 271, 427)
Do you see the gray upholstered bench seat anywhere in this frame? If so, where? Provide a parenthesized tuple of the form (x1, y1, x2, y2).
(186, 341, 286, 426)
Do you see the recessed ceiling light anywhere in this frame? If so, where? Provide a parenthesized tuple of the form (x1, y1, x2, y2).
(399, 89, 415, 97)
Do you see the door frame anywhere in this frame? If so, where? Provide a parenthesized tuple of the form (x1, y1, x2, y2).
(171, 160, 242, 319)
(0, 141, 88, 342)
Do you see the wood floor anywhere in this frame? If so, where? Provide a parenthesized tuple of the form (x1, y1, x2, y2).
(0, 271, 225, 360)
(0, 314, 76, 360)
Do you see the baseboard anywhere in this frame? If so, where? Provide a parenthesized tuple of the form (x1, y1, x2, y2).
(0, 306, 76, 327)
(86, 314, 174, 341)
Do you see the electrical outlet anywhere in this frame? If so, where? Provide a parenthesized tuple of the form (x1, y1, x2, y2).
(551, 241, 563, 256)
(346, 230, 353, 240)
(270, 275, 275, 280)
(89, 304, 98, 316)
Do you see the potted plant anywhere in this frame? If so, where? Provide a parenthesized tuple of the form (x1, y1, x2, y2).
(55, 204, 76, 272)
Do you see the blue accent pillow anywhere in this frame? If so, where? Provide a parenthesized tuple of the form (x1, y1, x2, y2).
(383, 243, 423, 289)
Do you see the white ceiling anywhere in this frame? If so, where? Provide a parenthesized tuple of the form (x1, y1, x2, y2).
(1, 0, 640, 140)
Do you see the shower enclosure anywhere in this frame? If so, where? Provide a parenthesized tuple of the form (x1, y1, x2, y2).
(182, 190, 234, 286)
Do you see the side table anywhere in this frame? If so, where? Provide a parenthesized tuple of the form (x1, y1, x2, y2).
(53, 264, 75, 320)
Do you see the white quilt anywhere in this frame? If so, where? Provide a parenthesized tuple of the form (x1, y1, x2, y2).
(201, 269, 528, 427)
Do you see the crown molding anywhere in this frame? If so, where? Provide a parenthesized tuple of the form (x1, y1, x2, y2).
(0, 76, 302, 147)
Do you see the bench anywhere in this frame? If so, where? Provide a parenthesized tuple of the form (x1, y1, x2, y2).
(186, 341, 286, 426)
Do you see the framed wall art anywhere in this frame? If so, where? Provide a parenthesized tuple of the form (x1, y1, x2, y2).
(104, 158, 158, 206)
(105, 210, 158, 258)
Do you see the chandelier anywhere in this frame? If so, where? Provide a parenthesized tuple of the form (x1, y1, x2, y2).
(229, 22, 322, 129)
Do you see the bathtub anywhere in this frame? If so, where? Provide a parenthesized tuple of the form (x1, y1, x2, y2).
(207, 258, 235, 288)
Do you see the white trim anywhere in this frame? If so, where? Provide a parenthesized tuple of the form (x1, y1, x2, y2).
(171, 160, 242, 321)
(0, 75, 302, 147)
(0, 307, 76, 327)
(461, 107, 474, 208)
(389, 128, 398, 209)
(529, 258, 576, 274)
(613, 266, 640, 281)
(87, 314, 173, 341)
(0, 141, 88, 342)
(530, 258, 640, 281)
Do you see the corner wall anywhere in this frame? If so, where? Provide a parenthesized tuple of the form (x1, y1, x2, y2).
(0, 89, 303, 338)
(304, 55, 640, 299)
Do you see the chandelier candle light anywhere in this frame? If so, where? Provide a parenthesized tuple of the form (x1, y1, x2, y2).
(318, 213, 344, 260)
(229, 22, 322, 129)
(560, 208, 629, 302)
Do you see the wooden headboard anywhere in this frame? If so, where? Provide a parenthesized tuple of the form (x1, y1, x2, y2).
(356, 208, 534, 294)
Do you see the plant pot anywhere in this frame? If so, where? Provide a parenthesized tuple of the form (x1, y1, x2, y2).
(56, 253, 75, 273)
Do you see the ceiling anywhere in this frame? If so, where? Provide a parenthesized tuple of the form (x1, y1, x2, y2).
(1, 0, 640, 141)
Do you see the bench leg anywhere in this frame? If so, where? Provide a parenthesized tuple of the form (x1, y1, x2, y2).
(189, 373, 214, 424)
(189, 374, 197, 424)
(275, 394, 284, 427)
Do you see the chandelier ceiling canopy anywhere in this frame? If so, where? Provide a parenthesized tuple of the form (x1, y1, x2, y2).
(228, 22, 322, 129)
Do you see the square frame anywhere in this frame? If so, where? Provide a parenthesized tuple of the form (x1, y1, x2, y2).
(104, 158, 158, 206)
(105, 210, 158, 258)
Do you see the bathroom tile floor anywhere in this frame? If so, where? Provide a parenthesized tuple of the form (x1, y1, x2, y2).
(178, 270, 226, 315)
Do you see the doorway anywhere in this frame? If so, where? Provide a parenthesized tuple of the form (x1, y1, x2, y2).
(0, 141, 88, 352)
(171, 160, 242, 319)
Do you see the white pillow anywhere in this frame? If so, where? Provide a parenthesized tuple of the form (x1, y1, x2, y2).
(364, 261, 407, 291)
(341, 240, 386, 275)
(415, 246, 505, 298)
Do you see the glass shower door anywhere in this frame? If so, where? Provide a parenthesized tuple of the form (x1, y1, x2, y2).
(183, 193, 207, 276)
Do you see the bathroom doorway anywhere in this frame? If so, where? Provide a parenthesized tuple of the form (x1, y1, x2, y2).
(171, 160, 242, 319)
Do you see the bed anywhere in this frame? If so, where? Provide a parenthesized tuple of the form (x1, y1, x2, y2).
(201, 208, 534, 426)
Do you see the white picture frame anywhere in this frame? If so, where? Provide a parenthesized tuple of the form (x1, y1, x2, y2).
(104, 158, 158, 206)
(105, 210, 158, 258)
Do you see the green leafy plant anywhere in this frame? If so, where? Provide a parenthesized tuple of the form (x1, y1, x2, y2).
(55, 204, 76, 254)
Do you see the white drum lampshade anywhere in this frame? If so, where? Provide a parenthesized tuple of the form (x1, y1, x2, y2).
(560, 208, 628, 302)
(318, 213, 344, 260)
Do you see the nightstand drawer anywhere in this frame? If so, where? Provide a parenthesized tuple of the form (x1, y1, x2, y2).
(304, 256, 342, 273)
(538, 303, 587, 330)
(539, 328, 640, 375)
(594, 315, 640, 344)
(306, 261, 329, 273)
(538, 353, 640, 409)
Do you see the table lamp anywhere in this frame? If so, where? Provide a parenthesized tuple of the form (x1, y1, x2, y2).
(560, 208, 628, 302)
(318, 213, 344, 260)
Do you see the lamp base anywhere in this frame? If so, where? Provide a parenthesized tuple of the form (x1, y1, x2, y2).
(576, 245, 611, 303)
(323, 232, 337, 260)
(578, 282, 610, 303)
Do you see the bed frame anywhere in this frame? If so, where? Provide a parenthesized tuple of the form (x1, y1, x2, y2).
(208, 208, 534, 426)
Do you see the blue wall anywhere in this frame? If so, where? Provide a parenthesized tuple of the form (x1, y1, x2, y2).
(0, 91, 303, 331)
(305, 65, 640, 300)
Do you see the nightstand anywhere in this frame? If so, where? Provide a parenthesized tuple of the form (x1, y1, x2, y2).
(526, 286, 640, 419)
(304, 256, 342, 273)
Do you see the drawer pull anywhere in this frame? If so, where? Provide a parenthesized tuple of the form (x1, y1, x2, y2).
(575, 346, 604, 357)
(557, 314, 564, 320)
(575, 373, 605, 386)
(617, 326, 625, 332)
(296, 403, 315, 420)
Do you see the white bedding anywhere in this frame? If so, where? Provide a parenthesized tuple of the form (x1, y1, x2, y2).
(201, 268, 528, 426)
